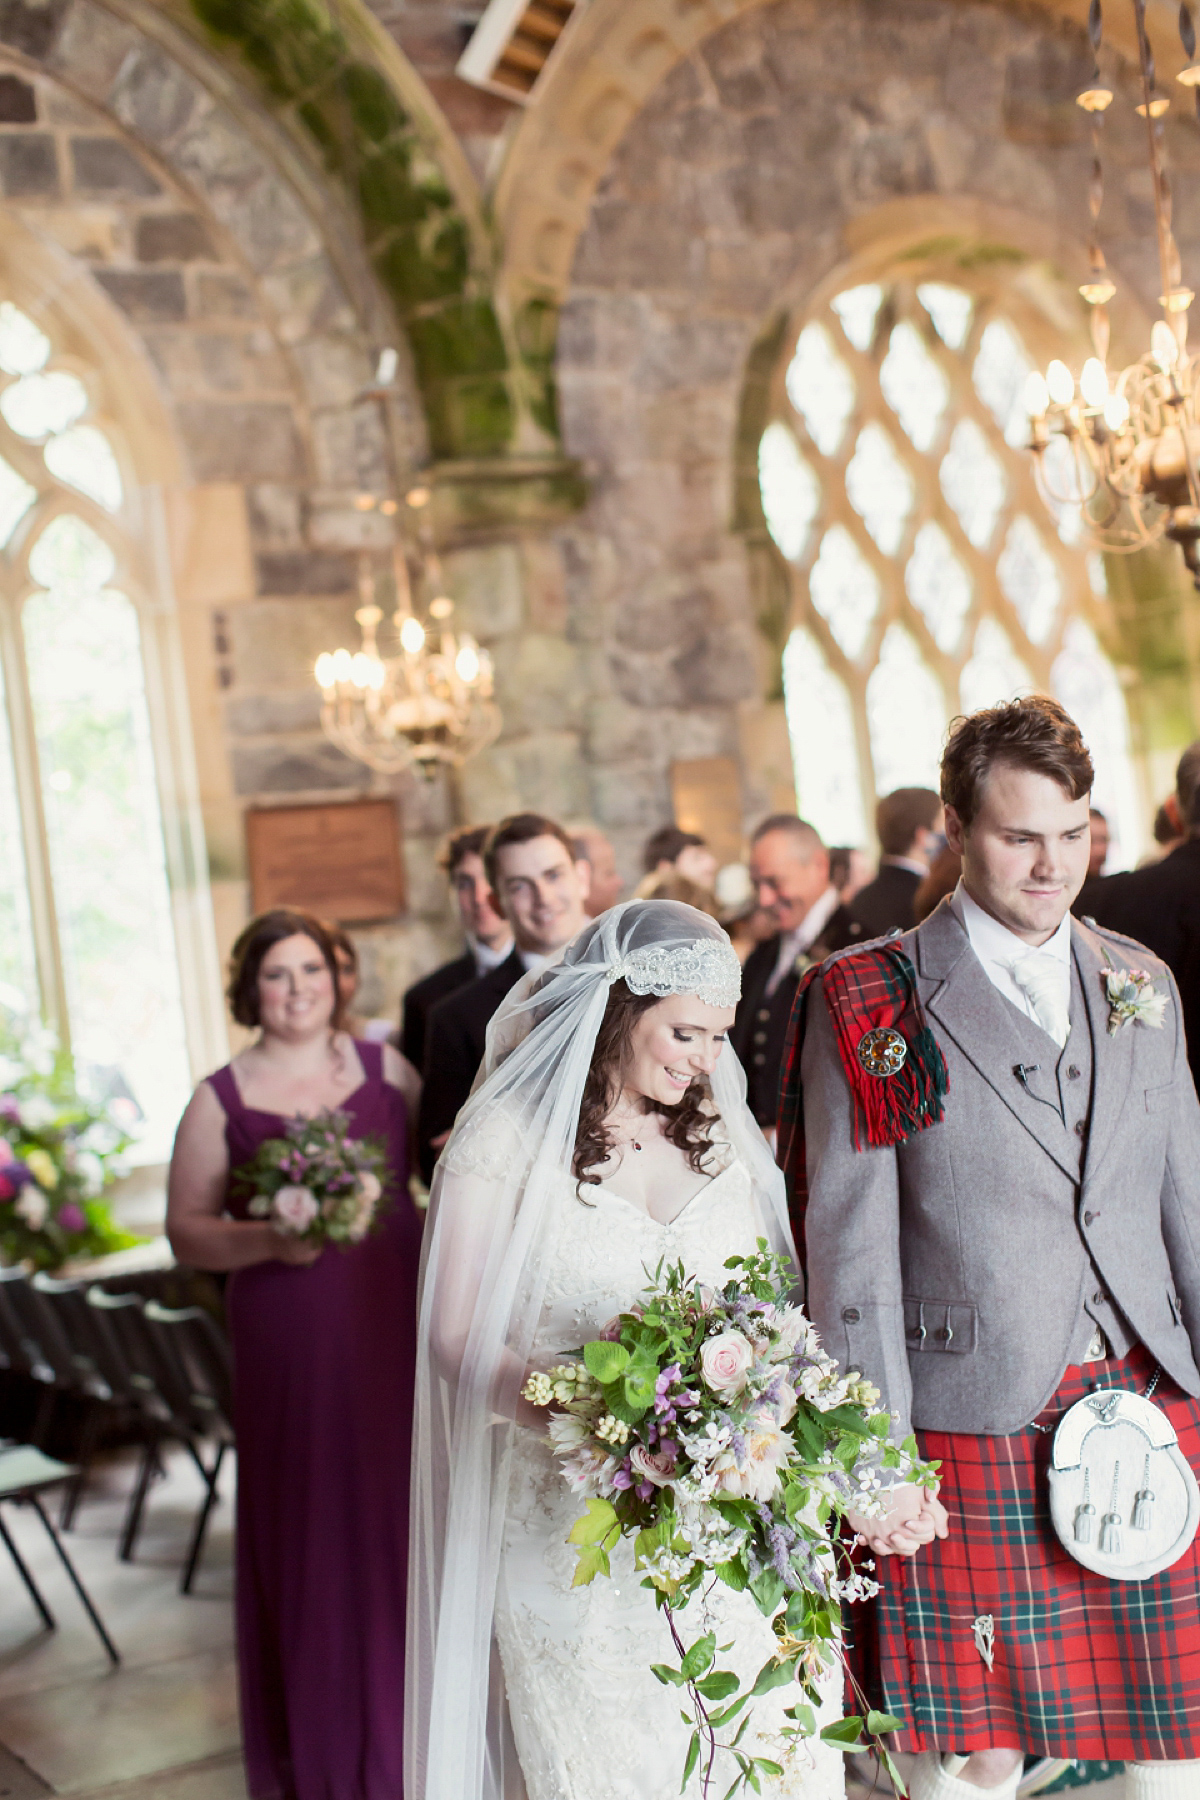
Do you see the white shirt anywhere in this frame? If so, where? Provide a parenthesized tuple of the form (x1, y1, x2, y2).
(471, 935, 513, 976)
(950, 880, 1072, 1029)
(766, 885, 843, 997)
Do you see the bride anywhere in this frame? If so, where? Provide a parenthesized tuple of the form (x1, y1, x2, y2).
(406, 900, 845, 1800)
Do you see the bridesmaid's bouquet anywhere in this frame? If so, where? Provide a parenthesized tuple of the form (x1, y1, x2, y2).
(233, 1108, 390, 1247)
(521, 1242, 936, 1797)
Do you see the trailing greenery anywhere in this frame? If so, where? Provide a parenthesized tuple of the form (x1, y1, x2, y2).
(186, 0, 559, 457)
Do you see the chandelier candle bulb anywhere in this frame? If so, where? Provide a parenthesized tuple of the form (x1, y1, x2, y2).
(1023, 370, 1051, 419)
(1104, 393, 1131, 431)
(1047, 360, 1076, 406)
(1080, 358, 1110, 408)
(1151, 320, 1180, 371)
(399, 616, 426, 656)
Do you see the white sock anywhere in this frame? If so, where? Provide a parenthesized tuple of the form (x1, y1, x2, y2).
(1127, 1763, 1200, 1800)
(909, 1751, 1023, 1800)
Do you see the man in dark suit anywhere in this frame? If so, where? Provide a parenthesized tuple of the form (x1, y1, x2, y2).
(1079, 741, 1200, 1092)
(400, 825, 513, 1074)
(847, 786, 942, 939)
(416, 813, 592, 1182)
(729, 814, 857, 1132)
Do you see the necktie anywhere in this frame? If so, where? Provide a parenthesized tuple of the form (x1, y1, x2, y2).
(1009, 949, 1070, 1048)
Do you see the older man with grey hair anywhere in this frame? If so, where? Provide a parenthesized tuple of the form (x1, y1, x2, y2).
(1082, 739, 1200, 1092)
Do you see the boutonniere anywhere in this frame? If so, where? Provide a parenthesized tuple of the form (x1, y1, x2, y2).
(1101, 948, 1169, 1036)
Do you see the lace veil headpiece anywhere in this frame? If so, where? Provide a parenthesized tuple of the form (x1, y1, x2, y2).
(406, 900, 796, 1800)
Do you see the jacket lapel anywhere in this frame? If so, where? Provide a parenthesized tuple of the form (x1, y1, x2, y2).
(916, 901, 1081, 1180)
(1073, 919, 1136, 1181)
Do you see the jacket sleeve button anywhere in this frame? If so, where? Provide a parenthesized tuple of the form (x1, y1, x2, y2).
(842, 1307, 861, 1323)
(1083, 1210, 1095, 1225)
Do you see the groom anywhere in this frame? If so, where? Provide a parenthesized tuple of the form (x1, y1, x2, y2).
(779, 696, 1200, 1800)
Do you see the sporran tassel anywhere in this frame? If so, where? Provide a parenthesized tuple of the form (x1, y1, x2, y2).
(1132, 1453, 1154, 1531)
(1074, 1468, 1096, 1544)
(1099, 1461, 1122, 1555)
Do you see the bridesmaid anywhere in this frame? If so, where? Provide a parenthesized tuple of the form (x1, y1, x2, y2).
(167, 908, 423, 1800)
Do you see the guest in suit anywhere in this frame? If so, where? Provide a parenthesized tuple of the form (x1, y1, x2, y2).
(729, 814, 857, 1130)
(781, 697, 1200, 1800)
(1086, 806, 1110, 877)
(847, 786, 942, 938)
(416, 813, 591, 1181)
(400, 826, 512, 1075)
(571, 822, 624, 916)
(634, 825, 719, 899)
(1079, 741, 1200, 1091)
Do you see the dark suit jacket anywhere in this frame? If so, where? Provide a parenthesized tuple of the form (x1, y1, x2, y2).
(416, 948, 526, 1184)
(1077, 839, 1200, 1092)
(400, 951, 475, 1074)
(730, 906, 860, 1126)
(848, 863, 921, 938)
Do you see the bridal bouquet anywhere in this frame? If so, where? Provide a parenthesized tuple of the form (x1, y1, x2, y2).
(522, 1243, 936, 1797)
(233, 1107, 389, 1246)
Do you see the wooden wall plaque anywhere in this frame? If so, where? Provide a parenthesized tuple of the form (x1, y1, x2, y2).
(670, 756, 744, 869)
(246, 800, 405, 923)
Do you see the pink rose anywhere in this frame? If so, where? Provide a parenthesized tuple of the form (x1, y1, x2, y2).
(630, 1445, 676, 1488)
(272, 1185, 319, 1234)
(356, 1170, 382, 1206)
(57, 1203, 86, 1234)
(700, 1330, 755, 1396)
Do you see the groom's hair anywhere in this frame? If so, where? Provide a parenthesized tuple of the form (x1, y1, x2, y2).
(941, 695, 1094, 830)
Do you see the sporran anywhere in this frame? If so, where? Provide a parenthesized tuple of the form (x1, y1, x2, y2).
(1047, 1387, 1200, 1581)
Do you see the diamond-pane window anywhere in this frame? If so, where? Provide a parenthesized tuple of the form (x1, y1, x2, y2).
(831, 284, 884, 352)
(866, 624, 947, 792)
(880, 322, 949, 451)
(845, 424, 913, 554)
(997, 515, 1062, 644)
(959, 618, 1034, 714)
(785, 323, 855, 456)
(0, 303, 50, 376)
(1, 371, 88, 441)
(809, 525, 880, 660)
(973, 319, 1033, 448)
(940, 418, 1006, 548)
(782, 627, 868, 845)
(905, 522, 972, 651)
(758, 423, 820, 562)
(918, 283, 974, 350)
(1052, 619, 1140, 864)
(0, 453, 36, 549)
(44, 425, 122, 512)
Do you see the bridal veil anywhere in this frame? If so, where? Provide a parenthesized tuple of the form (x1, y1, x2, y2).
(405, 900, 796, 1800)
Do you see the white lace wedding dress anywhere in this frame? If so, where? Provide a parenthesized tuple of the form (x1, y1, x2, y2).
(493, 1148, 846, 1800)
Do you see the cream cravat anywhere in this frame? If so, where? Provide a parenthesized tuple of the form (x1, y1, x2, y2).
(1008, 949, 1070, 1048)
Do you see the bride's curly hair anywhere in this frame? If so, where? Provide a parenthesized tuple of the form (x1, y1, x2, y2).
(573, 980, 718, 1190)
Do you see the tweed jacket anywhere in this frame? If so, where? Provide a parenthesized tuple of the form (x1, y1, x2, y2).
(798, 900, 1200, 1437)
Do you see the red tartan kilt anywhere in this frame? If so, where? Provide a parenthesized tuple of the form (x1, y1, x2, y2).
(848, 1345, 1200, 1759)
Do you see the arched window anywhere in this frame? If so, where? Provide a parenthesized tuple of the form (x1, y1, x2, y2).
(0, 301, 193, 1159)
(760, 277, 1141, 864)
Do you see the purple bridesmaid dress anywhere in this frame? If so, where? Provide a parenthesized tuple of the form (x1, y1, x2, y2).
(209, 1041, 422, 1799)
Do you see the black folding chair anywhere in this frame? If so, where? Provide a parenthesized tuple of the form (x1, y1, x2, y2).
(0, 1266, 57, 1443)
(140, 1302, 235, 1592)
(84, 1288, 173, 1561)
(0, 1441, 119, 1664)
(30, 1273, 128, 1528)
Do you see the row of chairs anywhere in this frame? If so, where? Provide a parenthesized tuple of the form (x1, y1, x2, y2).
(0, 1265, 234, 1593)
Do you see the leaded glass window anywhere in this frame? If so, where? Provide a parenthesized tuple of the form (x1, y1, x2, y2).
(763, 275, 1143, 862)
(0, 299, 193, 1158)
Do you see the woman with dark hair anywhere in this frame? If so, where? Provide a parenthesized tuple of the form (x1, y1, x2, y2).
(408, 900, 843, 1800)
(167, 907, 423, 1800)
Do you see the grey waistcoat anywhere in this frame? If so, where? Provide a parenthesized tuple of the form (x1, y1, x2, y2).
(799, 903, 1200, 1436)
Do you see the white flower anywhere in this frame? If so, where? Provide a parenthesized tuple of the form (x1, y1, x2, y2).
(712, 1410, 790, 1502)
(356, 1170, 382, 1205)
(522, 1372, 554, 1408)
(770, 1306, 819, 1361)
(271, 1185, 319, 1234)
(14, 1185, 48, 1229)
(596, 1413, 630, 1447)
(19, 1095, 56, 1132)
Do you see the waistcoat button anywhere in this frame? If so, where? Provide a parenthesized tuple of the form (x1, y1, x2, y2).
(1093, 1289, 1105, 1306)
(1083, 1210, 1095, 1225)
(757, 1008, 770, 1022)
(1068, 1065, 1082, 1080)
(842, 1307, 861, 1323)
(1074, 1120, 1087, 1137)
(753, 1031, 767, 1045)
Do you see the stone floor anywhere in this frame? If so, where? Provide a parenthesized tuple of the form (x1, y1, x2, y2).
(0, 1444, 245, 1799)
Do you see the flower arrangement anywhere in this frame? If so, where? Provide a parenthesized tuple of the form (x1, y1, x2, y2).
(0, 1012, 136, 1273)
(1101, 949, 1168, 1036)
(232, 1107, 389, 1246)
(522, 1243, 936, 1798)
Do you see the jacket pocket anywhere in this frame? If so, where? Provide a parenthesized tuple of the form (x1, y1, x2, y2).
(904, 1298, 978, 1354)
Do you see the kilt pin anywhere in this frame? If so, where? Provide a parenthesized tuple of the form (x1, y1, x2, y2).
(779, 895, 1200, 1761)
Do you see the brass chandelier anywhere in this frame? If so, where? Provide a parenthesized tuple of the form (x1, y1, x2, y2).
(1023, 0, 1200, 586)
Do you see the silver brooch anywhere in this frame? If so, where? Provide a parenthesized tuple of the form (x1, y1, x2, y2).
(856, 1027, 908, 1078)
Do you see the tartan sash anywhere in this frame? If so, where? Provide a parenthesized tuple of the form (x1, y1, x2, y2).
(777, 943, 948, 1261)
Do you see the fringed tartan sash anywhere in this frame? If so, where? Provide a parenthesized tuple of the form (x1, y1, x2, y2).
(777, 943, 948, 1266)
